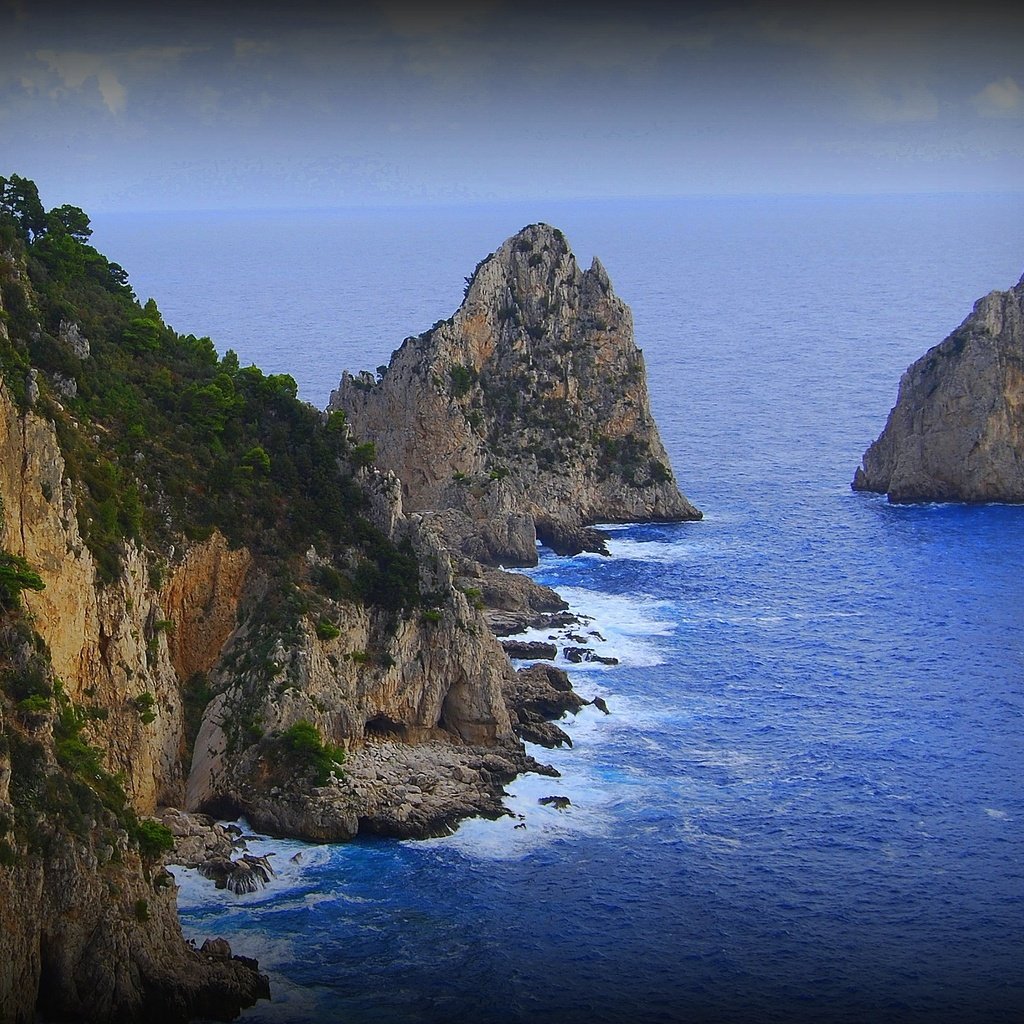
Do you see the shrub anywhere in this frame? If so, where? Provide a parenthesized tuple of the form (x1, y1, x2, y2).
(351, 442, 376, 469)
(132, 692, 157, 724)
(0, 551, 45, 609)
(648, 459, 672, 484)
(241, 445, 271, 476)
(134, 820, 174, 861)
(311, 563, 353, 601)
(280, 720, 344, 785)
(16, 694, 50, 714)
(449, 363, 477, 397)
(315, 619, 340, 641)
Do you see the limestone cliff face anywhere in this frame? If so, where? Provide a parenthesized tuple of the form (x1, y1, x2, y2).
(1, 207, 587, 1022)
(0, 382, 186, 811)
(0, 373, 529, 848)
(331, 224, 701, 562)
(185, 505, 522, 841)
(0, 380, 269, 1019)
(162, 534, 252, 684)
(854, 273, 1024, 503)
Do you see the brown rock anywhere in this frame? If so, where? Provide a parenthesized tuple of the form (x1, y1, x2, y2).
(854, 272, 1024, 502)
(331, 224, 701, 566)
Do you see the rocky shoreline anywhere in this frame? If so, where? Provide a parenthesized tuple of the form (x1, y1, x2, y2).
(1, 204, 694, 1021)
(162, 631, 604, 865)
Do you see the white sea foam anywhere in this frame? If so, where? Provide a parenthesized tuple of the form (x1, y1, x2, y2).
(426, 711, 652, 861)
(526, 584, 680, 670)
(173, 820, 330, 913)
(603, 537, 695, 565)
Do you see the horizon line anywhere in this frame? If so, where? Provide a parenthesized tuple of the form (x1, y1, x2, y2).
(84, 187, 1024, 218)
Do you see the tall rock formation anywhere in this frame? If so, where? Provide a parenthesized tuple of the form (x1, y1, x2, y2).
(331, 224, 701, 563)
(854, 272, 1024, 503)
(0, 180, 581, 1020)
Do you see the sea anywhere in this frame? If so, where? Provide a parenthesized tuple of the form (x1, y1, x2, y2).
(91, 194, 1024, 1024)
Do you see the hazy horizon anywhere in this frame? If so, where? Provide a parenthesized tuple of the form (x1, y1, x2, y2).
(3, 0, 1023, 213)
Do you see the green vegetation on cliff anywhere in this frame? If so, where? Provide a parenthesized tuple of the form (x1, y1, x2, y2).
(1, 590, 134, 858)
(0, 174, 418, 609)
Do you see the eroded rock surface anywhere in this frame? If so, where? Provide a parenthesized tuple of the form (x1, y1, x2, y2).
(504, 664, 588, 749)
(332, 224, 701, 563)
(854, 272, 1024, 502)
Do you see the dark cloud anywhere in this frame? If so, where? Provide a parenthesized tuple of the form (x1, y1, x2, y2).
(2, 0, 1022, 209)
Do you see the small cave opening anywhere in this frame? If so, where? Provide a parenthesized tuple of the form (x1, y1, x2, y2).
(364, 714, 408, 741)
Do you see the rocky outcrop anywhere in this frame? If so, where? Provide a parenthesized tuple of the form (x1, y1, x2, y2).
(230, 739, 556, 842)
(455, 560, 574, 636)
(184, 513, 530, 840)
(854, 272, 1024, 502)
(331, 224, 701, 563)
(504, 664, 587, 749)
(501, 640, 557, 661)
(0, 829, 268, 1023)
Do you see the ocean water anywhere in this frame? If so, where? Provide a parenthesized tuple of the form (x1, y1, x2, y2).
(93, 195, 1024, 1023)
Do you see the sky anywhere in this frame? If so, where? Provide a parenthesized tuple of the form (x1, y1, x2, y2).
(2, 0, 1023, 212)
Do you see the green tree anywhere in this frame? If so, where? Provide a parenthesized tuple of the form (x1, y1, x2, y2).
(46, 204, 92, 241)
(0, 551, 45, 609)
(0, 174, 46, 240)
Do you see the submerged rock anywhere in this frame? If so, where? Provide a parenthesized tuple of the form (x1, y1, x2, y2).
(563, 646, 619, 666)
(854, 271, 1024, 502)
(539, 795, 572, 811)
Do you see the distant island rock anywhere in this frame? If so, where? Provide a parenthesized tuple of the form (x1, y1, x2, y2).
(331, 223, 701, 564)
(853, 272, 1024, 503)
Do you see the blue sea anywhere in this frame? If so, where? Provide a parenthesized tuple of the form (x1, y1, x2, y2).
(93, 195, 1024, 1023)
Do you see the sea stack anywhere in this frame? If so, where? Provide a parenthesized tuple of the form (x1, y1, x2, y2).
(853, 272, 1024, 503)
(331, 224, 701, 563)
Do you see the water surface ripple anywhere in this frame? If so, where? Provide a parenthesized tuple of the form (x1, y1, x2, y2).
(94, 195, 1024, 1023)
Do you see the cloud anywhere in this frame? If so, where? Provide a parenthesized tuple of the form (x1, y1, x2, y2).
(851, 79, 940, 123)
(31, 45, 197, 114)
(35, 49, 126, 112)
(973, 76, 1023, 118)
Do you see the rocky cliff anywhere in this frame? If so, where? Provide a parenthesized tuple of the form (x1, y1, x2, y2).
(0, 180, 584, 1020)
(331, 223, 701, 563)
(0, 382, 189, 813)
(0, 386, 270, 1021)
(183, 505, 536, 842)
(854, 272, 1024, 502)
